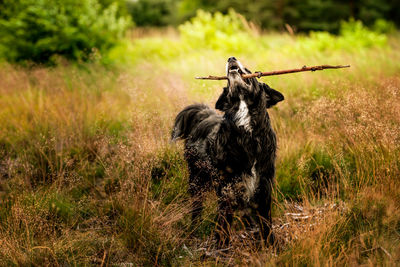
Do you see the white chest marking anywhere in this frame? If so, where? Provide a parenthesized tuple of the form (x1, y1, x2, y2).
(244, 162, 259, 202)
(235, 100, 252, 132)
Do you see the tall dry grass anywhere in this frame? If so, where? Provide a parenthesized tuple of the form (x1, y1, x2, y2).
(0, 63, 191, 265)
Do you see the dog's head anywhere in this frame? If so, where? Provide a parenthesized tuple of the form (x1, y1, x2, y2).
(216, 57, 284, 111)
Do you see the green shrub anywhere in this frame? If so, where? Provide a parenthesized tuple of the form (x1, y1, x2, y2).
(287, 19, 388, 55)
(178, 9, 259, 53)
(0, 0, 130, 64)
(372, 18, 396, 33)
(339, 19, 387, 48)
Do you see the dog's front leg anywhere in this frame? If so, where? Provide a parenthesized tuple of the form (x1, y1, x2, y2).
(188, 182, 204, 228)
(255, 176, 275, 245)
(215, 197, 233, 247)
(190, 195, 203, 227)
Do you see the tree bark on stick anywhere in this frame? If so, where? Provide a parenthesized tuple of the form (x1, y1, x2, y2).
(195, 65, 350, 80)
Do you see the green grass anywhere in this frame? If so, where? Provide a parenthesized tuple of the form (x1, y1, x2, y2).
(1, 17, 400, 265)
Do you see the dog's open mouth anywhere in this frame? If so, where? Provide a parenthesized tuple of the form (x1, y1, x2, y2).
(227, 62, 244, 75)
(227, 59, 251, 86)
(228, 64, 242, 73)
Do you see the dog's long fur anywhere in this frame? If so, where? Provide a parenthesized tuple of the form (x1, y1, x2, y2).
(171, 57, 284, 244)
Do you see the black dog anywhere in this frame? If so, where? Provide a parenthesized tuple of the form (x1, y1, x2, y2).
(171, 57, 284, 244)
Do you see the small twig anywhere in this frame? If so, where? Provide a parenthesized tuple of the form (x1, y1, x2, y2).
(362, 246, 392, 259)
(285, 212, 311, 220)
(379, 246, 393, 259)
(100, 250, 107, 267)
(195, 64, 350, 80)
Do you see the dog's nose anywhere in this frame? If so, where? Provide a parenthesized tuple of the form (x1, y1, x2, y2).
(228, 57, 237, 62)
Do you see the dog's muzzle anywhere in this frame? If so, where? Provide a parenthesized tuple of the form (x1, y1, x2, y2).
(226, 57, 251, 87)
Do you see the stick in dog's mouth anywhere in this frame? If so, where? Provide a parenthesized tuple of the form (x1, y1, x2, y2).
(197, 64, 351, 80)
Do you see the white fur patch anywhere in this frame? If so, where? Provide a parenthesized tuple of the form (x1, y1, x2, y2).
(243, 162, 259, 202)
(235, 100, 252, 132)
(237, 60, 245, 72)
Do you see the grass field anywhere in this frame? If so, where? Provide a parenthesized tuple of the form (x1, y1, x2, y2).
(1, 20, 400, 265)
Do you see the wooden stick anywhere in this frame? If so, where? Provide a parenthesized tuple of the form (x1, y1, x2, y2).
(195, 64, 350, 80)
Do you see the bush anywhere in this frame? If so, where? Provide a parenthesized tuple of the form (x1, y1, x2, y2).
(0, 0, 130, 64)
(285, 19, 388, 55)
(178, 9, 258, 53)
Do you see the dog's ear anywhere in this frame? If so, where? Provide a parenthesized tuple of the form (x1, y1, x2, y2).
(261, 83, 284, 108)
(215, 87, 230, 111)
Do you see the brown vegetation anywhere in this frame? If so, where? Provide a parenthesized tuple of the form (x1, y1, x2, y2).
(0, 34, 400, 265)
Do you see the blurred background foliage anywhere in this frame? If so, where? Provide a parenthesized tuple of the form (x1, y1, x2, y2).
(106, 10, 390, 67)
(0, 0, 398, 64)
(129, 0, 400, 32)
(0, 0, 131, 64)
